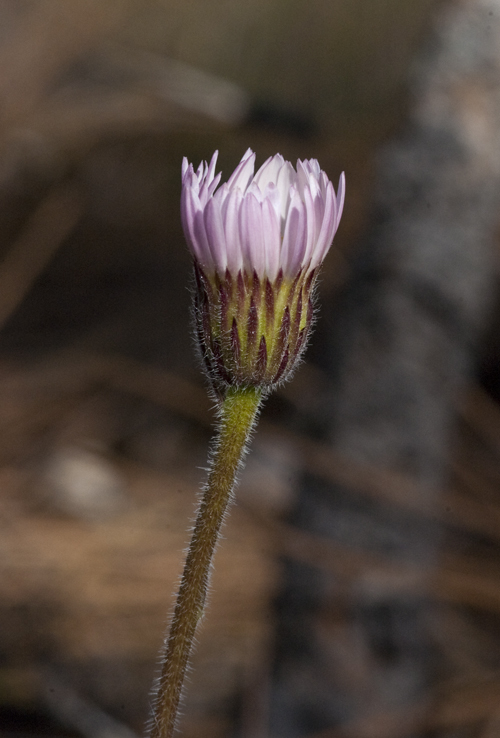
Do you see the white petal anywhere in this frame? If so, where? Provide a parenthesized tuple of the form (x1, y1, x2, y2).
(239, 192, 265, 277)
(181, 150, 345, 283)
(295, 159, 311, 198)
(306, 166, 320, 201)
(301, 158, 321, 179)
(263, 182, 281, 220)
(312, 187, 324, 231)
(199, 152, 221, 205)
(319, 170, 330, 196)
(205, 150, 219, 185)
(216, 182, 231, 210)
(227, 149, 256, 191)
(281, 187, 307, 277)
(222, 188, 244, 275)
(246, 181, 264, 202)
(253, 154, 285, 192)
(262, 197, 280, 282)
(276, 161, 295, 225)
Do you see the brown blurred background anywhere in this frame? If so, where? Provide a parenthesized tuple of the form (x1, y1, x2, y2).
(1, 1, 500, 737)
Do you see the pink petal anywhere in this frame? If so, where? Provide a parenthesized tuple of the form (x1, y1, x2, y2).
(181, 185, 214, 270)
(336, 172, 346, 228)
(310, 181, 336, 270)
(204, 196, 227, 273)
(181, 186, 203, 262)
(193, 206, 215, 272)
(195, 160, 204, 181)
(207, 172, 222, 198)
(301, 184, 317, 268)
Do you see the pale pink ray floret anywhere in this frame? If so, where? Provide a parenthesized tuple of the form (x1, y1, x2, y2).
(181, 148, 345, 283)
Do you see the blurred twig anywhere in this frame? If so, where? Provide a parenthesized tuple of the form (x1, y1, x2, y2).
(0, 184, 83, 332)
(11, 350, 500, 540)
(430, 680, 500, 734)
(261, 515, 500, 612)
(0, 0, 133, 139)
(462, 385, 500, 460)
(307, 680, 500, 738)
(7, 350, 500, 616)
(95, 45, 250, 126)
(0, 1, 246, 196)
(44, 670, 139, 738)
(307, 701, 429, 738)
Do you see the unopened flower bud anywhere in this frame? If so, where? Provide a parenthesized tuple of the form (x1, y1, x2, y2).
(181, 148, 345, 394)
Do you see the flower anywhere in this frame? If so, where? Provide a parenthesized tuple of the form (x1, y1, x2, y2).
(181, 149, 345, 393)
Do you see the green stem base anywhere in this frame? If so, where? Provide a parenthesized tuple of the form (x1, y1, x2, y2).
(148, 385, 263, 738)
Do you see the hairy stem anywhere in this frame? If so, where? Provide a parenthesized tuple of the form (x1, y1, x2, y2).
(148, 385, 263, 738)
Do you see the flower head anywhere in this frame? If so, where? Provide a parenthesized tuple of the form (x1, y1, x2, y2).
(181, 149, 345, 394)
